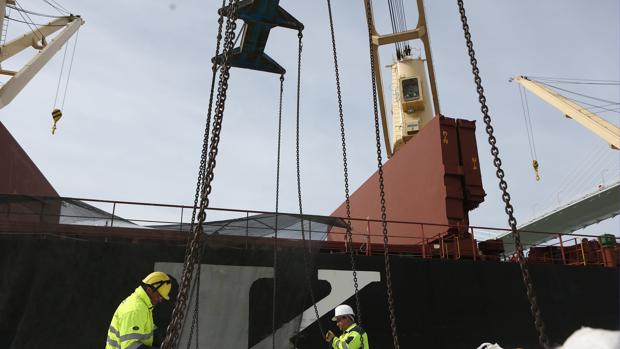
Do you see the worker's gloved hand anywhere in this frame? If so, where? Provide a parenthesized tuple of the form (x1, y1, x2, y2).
(325, 330, 335, 343)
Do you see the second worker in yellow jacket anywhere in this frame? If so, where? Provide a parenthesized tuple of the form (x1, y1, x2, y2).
(325, 304, 370, 349)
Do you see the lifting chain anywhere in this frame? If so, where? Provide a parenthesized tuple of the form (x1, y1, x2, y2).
(272, 73, 284, 349)
(185, 261, 201, 349)
(293, 29, 328, 344)
(326, 0, 363, 335)
(456, 1, 550, 348)
(363, 1, 400, 348)
(161, 0, 239, 347)
(185, 2, 226, 347)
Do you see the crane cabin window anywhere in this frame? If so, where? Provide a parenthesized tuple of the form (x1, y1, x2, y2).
(402, 78, 420, 101)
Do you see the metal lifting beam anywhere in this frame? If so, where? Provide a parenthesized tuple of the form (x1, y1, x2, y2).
(512, 75, 620, 150)
(213, 0, 303, 75)
(364, 0, 440, 158)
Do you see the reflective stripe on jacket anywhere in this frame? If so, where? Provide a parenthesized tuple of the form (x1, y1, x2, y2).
(106, 286, 155, 349)
(331, 323, 370, 349)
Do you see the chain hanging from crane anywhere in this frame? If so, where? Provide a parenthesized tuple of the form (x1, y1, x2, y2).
(364, 1, 401, 348)
(185, 253, 201, 349)
(325, 0, 364, 335)
(161, 1, 239, 347)
(184, 3, 227, 347)
(272, 73, 284, 349)
(293, 28, 329, 345)
(456, 1, 550, 348)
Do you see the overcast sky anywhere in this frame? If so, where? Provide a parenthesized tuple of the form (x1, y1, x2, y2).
(1, 0, 619, 236)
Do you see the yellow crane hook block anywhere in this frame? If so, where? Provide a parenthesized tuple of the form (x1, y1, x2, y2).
(532, 159, 541, 181)
(51, 108, 62, 135)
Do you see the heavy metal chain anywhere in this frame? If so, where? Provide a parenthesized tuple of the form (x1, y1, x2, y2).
(294, 29, 327, 343)
(185, 262, 201, 349)
(363, 1, 400, 348)
(325, 0, 363, 329)
(272, 73, 284, 349)
(456, 1, 549, 348)
(161, 1, 239, 347)
(185, 0, 225, 268)
(185, 2, 226, 346)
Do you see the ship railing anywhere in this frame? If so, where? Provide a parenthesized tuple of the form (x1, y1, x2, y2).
(0, 193, 617, 267)
(501, 234, 617, 267)
(303, 216, 618, 267)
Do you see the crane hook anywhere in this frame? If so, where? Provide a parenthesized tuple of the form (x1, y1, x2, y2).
(532, 159, 541, 181)
(51, 108, 62, 135)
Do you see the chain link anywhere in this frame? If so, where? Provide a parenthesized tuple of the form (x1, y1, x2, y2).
(326, 0, 363, 335)
(456, 1, 549, 348)
(184, 2, 226, 346)
(161, 1, 239, 347)
(293, 30, 328, 345)
(363, 1, 400, 348)
(272, 73, 284, 349)
(327, 2, 367, 348)
(185, 263, 201, 349)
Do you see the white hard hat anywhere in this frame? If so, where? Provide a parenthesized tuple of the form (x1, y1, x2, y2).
(331, 304, 355, 321)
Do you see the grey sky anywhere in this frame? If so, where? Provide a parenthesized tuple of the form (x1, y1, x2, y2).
(1, 0, 618, 235)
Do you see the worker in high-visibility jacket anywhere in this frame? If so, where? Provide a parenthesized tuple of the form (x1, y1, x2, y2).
(325, 304, 370, 349)
(106, 272, 174, 349)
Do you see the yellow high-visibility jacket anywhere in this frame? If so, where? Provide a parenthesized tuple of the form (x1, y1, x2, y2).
(331, 323, 370, 349)
(106, 286, 155, 349)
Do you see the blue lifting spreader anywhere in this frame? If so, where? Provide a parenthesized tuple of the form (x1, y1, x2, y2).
(212, 0, 304, 75)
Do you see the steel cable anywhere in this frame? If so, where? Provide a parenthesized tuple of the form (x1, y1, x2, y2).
(52, 36, 69, 108)
(518, 85, 537, 163)
(537, 81, 619, 105)
(14, 1, 45, 39)
(60, 27, 79, 109)
(8, 4, 64, 18)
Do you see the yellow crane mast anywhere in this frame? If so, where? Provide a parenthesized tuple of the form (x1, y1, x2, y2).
(512, 75, 620, 150)
(364, 0, 440, 157)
